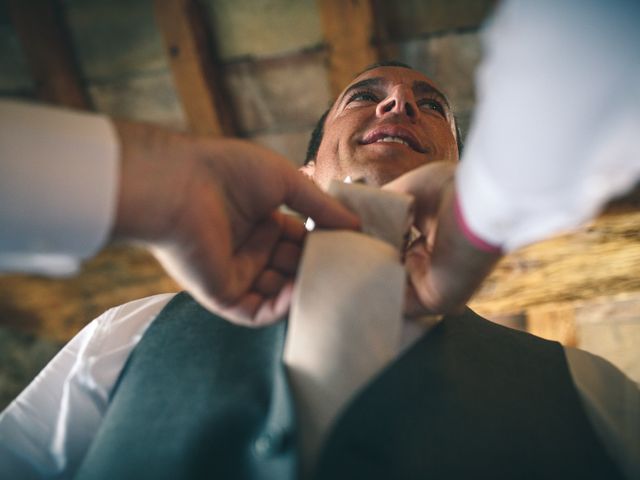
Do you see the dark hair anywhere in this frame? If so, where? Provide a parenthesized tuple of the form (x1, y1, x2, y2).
(304, 108, 330, 165)
(455, 120, 464, 156)
(304, 61, 463, 164)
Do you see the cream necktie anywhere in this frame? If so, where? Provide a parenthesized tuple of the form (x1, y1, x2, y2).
(284, 181, 414, 477)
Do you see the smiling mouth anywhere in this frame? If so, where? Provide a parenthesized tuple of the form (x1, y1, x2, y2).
(361, 128, 426, 153)
(374, 136, 412, 147)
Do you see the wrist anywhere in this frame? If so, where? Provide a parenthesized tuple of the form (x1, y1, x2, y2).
(429, 183, 502, 311)
(111, 120, 198, 244)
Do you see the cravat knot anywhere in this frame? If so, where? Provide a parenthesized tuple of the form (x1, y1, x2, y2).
(284, 181, 414, 478)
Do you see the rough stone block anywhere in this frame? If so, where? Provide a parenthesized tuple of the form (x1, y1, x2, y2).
(397, 32, 481, 112)
(395, 32, 482, 140)
(578, 322, 640, 385)
(63, 0, 169, 81)
(376, 0, 496, 40)
(202, 0, 323, 60)
(575, 294, 640, 384)
(224, 53, 330, 135)
(88, 71, 186, 130)
(251, 129, 314, 166)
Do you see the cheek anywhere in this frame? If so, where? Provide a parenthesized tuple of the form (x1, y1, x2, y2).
(431, 125, 458, 161)
(313, 141, 344, 187)
(320, 120, 350, 157)
(317, 123, 359, 168)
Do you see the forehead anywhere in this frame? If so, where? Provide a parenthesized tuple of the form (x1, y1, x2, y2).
(349, 66, 441, 91)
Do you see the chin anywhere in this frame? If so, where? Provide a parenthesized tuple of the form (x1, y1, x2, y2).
(351, 170, 395, 187)
(353, 156, 428, 187)
(361, 165, 419, 187)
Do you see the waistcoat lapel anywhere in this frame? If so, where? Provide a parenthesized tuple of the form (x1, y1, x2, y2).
(74, 292, 297, 480)
(314, 308, 624, 480)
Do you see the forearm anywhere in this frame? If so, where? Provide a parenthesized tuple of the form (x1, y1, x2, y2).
(111, 120, 199, 244)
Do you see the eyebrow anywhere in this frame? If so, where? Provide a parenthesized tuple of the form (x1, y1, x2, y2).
(337, 76, 451, 112)
(413, 80, 451, 111)
(338, 77, 385, 104)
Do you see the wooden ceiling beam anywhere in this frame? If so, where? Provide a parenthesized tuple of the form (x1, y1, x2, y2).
(153, 0, 235, 137)
(317, 0, 380, 98)
(7, 0, 90, 109)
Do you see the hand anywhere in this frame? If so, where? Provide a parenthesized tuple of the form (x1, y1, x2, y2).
(112, 121, 360, 326)
(384, 162, 501, 315)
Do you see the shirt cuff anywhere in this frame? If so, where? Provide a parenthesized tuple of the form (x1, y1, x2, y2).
(0, 100, 119, 275)
(453, 190, 502, 254)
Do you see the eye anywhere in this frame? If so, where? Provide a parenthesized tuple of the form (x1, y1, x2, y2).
(418, 98, 446, 116)
(347, 90, 379, 103)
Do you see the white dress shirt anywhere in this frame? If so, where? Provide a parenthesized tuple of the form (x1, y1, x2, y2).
(0, 294, 174, 479)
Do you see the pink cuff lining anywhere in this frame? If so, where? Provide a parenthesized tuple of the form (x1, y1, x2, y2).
(453, 193, 503, 254)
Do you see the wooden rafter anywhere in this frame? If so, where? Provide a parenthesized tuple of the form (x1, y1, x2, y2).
(7, 0, 90, 109)
(153, 0, 235, 137)
(317, 0, 380, 98)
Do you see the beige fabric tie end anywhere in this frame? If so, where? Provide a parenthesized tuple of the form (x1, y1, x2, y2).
(328, 181, 415, 252)
(284, 181, 414, 477)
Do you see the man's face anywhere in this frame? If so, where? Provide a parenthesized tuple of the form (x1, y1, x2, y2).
(304, 66, 459, 188)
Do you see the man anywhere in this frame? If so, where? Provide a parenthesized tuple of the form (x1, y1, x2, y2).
(1, 62, 637, 480)
(298, 60, 490, 318)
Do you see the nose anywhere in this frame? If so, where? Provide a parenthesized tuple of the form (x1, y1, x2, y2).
(375, 86, 418, 120)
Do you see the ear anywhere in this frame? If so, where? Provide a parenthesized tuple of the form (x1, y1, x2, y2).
(299, 161, 316, 179)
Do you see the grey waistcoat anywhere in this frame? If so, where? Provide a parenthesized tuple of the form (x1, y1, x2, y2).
(74, 292, 623, 480)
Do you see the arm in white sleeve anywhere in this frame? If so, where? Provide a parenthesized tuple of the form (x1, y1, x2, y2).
(457, 0, 640, 251)
(0, 100, 119, 275)
(0, 293, 175, 480)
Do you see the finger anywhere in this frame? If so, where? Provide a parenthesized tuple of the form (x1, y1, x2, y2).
(214, 292, 263, 327)
(276, 212, 307, 243)
(403, 240, 437, 314)
(152, 210, 233, 308)
(253, 269, 287, 297)
(270, 241, 302, 275)
(219, 282, 294, 327)
(281, 169, 361, 230)
(407, 268, 436, 314)
(253, 281, 294, 326)
(225, 215, 281, 302)
(404, 283, 434, 317)
(384, 161, 455, 198)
